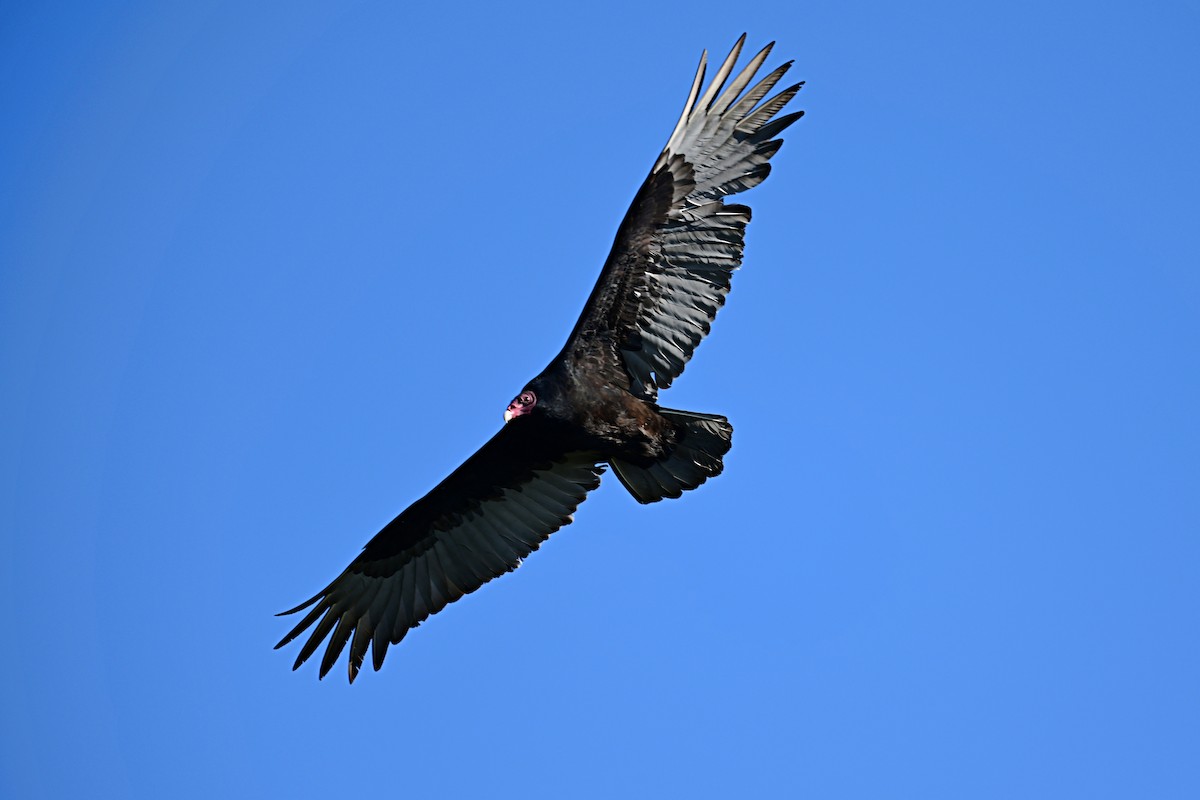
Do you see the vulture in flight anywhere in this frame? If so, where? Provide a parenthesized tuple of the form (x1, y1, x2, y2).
(277, 35, 804, 680)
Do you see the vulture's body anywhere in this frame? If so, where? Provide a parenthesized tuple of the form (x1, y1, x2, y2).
(277, 36, 804, 680)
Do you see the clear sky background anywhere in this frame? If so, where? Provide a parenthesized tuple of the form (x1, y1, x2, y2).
(2, 1, 1198, 797)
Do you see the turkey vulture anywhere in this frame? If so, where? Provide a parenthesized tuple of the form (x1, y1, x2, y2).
(276, 35, 803, 681)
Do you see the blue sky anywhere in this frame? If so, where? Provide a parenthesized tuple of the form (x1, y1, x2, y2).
(2, 1, 1198, 797)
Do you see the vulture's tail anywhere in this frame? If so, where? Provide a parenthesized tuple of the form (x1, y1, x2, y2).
(610, 409, 733, 504)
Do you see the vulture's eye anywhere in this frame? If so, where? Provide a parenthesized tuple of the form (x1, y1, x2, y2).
(521, 392, 536, 405)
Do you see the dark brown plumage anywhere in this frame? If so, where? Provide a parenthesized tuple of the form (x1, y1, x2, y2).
(276, 35, 804, 680)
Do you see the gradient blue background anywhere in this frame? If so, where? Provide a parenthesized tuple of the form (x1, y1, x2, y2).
(2, 2, 1197, 797)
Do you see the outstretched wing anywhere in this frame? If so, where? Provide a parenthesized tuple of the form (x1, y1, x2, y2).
(276, 421, 604, 682)
(563, 35, 803, 400)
